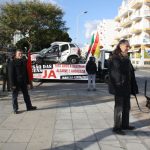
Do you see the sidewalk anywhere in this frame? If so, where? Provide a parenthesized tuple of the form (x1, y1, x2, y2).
(0, 82, 150, 150)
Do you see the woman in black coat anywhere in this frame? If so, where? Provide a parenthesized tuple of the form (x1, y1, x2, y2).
(108, 39, 138, 135)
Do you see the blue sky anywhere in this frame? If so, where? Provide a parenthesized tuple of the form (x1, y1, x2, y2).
(53, 0, 122, 44)
(2, 0, 122, 45)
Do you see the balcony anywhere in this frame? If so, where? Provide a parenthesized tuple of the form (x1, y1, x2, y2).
(143, 23, 150, 32)
(119, 8, 128, 17)
(120, 17, 132, 27)
(120, 28, 132, 38)
(115, 26, 121, 31)
(142, 37, 150, 44)
(120, 30, 128, 37)
(130, 39, 142, 46)
(143, 10, 150, 18)
(114, 32, 121, 40)
(118, 7, 132, 18)
(131, 28, 142, 34)
(130, 41, 141, 46)
(115, 22, 121, 31)
(143, 28, 150, 32)
(129, 0, 142, 9)
(130, 34, 150, 46)
(131, 24, 142, 33)
(115, 16, 120, 22)
(111, 40, 119, 46)
(131, 11, 142, 21)
(144, 0, 150, 3)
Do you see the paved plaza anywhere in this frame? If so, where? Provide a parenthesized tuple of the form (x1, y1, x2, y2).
(0, 81, 150, 150)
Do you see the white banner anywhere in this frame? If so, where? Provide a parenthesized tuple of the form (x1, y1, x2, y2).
(32, 64, 88, 80)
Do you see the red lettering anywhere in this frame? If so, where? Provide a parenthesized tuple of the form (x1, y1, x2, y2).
(43, 70, 47, 78)
(48, 70, 56, 78)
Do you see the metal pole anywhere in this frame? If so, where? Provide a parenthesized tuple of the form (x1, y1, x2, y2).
(76, 11, 88, 44)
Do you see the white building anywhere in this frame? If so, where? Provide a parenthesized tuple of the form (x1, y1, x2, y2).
(115, 0, 150, 67)
(97, 19, 117, 50)
(82, 19, 116, 58)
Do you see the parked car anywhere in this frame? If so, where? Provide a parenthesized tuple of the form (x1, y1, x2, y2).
(32, 42, 81, 64)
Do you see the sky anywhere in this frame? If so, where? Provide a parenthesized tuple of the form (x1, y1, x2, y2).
(50, 0, 122, 45)
(0, 0, 123, 45)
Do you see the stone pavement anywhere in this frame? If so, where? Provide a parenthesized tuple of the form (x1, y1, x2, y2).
(0, 82, 150, 150)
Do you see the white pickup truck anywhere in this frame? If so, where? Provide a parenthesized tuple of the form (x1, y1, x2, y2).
(31, 42, 81, 65)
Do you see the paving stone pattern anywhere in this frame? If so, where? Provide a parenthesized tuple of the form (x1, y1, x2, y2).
(0, 82, 150, 150)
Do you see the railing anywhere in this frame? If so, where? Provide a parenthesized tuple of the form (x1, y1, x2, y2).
(130, 38, 142, 45)
(131, 10, 141, 20)
(143, 23, 150, 29)
(120, 17, 132, 27)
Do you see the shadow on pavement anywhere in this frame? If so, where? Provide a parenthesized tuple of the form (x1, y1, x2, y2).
(42, 118, 150, 150)
(36, 98, 113, 111)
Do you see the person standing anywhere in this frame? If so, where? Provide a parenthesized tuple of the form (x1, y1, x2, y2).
(86, 56, 97, 91)
(8, 49, 37, 114)
(1, 56, 10, 92)
(108, 39, 138, 135)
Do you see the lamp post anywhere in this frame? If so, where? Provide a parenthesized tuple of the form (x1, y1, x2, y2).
(76, 11, 88, 44)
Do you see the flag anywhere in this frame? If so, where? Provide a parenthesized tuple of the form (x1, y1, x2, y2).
(86, 34, 94, 60)
(94, 41, 100, 58)
(27, 49, 33, 81)
(91, 32, 100, 58)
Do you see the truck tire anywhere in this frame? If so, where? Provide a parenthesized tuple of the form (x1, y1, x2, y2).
(68, 56, 79, 64)
(32, 61, 36, 65)
(36, 57, 43, 65)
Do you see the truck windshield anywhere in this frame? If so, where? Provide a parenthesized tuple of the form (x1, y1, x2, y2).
(39, 48, 51, 54)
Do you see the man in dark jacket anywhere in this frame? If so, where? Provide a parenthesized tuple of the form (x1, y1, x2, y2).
(86, 56, 97, 91)
(9, 49, 37, 114)
(108, 39, 138, 135)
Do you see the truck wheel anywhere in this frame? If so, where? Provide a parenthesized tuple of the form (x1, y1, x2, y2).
(32, 61, 36, 65)
(68, 56, 78, 64)
(36, 58, 43, 64)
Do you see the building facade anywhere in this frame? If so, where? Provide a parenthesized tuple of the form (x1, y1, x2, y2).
(97, 19, 117, 50)
(114, 0, 150, 67)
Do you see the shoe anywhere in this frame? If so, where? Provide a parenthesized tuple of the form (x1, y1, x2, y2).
(122, 126, 135, 130)
(27, 106, 37, 111)
(112, 128, 126, 135)
(14, 111, 19, 114)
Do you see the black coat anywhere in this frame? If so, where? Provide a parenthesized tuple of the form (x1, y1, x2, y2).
(8, 58, 29, 88)
(108, 54, 138, 96)
(86, 60, 97, 75)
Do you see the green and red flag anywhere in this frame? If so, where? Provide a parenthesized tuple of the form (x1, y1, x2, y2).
(91, 32, 100, 58)
(86, 34, 94, 60)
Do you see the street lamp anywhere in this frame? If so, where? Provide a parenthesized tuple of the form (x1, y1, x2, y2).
(76, 11, 88, 44)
